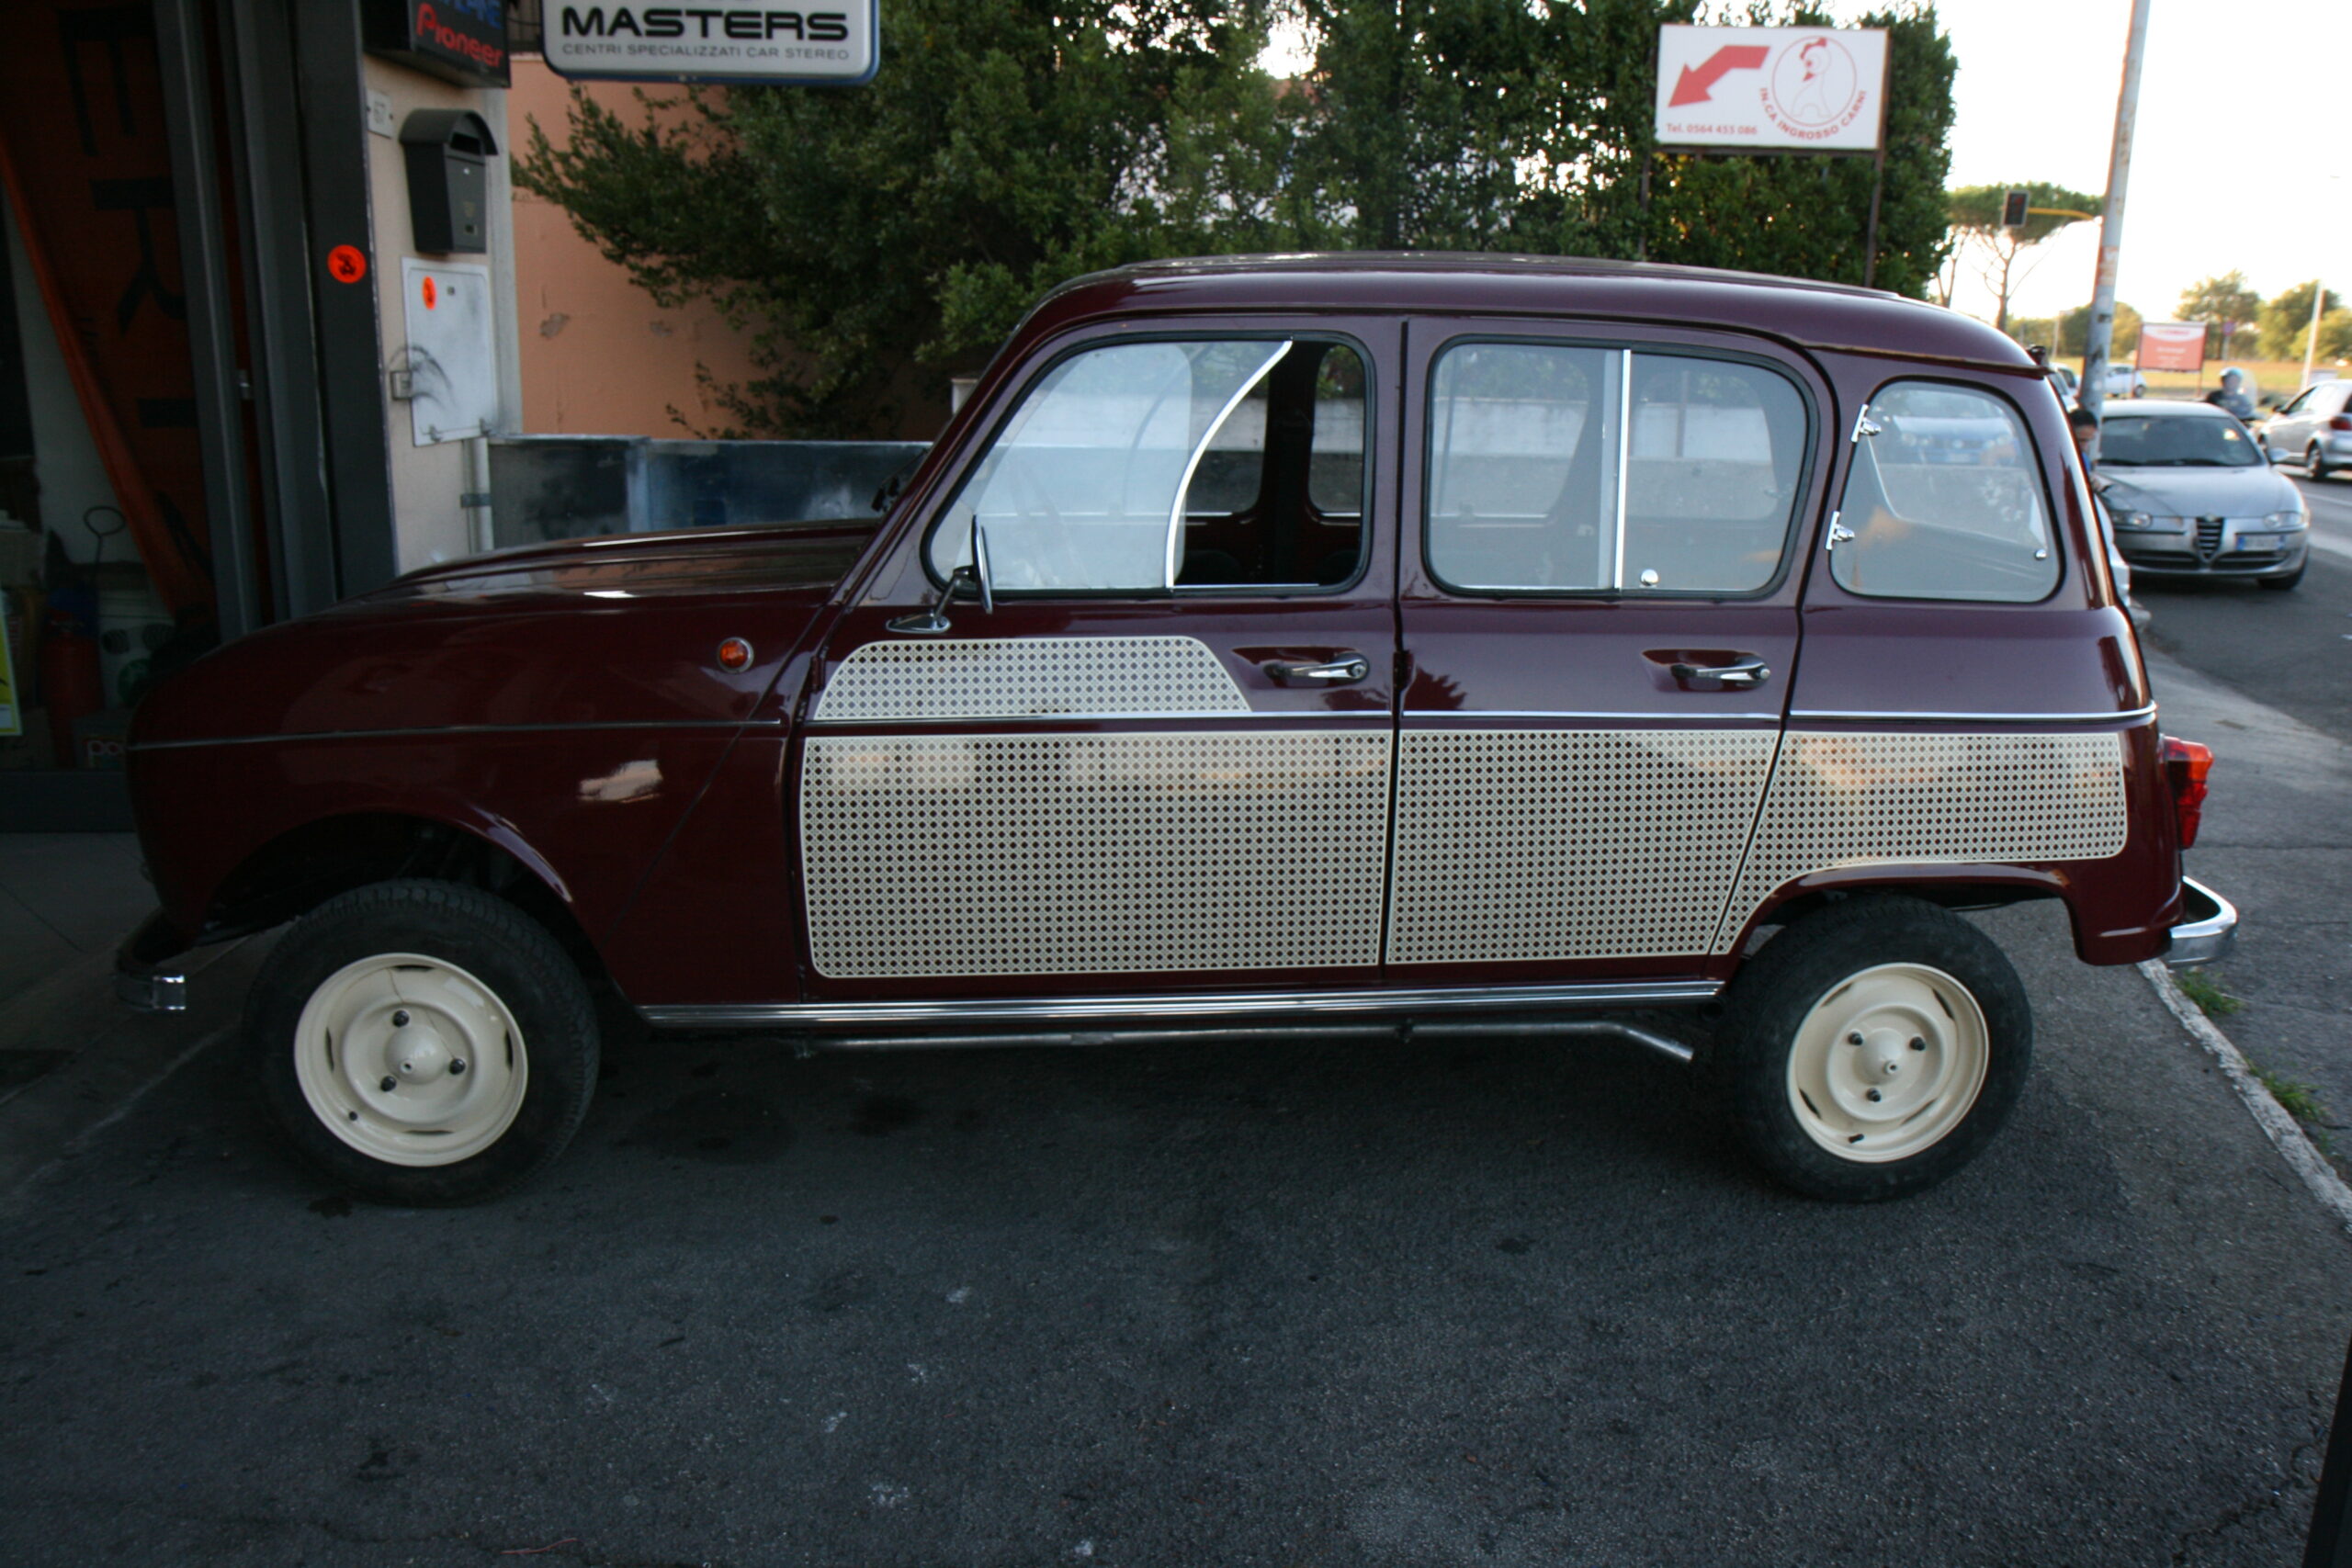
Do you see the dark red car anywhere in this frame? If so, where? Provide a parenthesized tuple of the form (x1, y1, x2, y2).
(117, 254, 2234, 1204)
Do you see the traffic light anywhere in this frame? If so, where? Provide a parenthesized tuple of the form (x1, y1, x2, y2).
(2001, 189, 2031, 229)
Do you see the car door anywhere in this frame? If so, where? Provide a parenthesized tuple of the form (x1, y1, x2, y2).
(2267, 387, 2316, 459)
(796, 320, 1402, 1005)
(1388, 321, 1829, 988)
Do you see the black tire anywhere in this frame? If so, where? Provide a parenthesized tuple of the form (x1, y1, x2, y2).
(248, 880, 600, 1204)
(1717, 897, 2031, 1201)
(2258, 565, 2303, 592)
(2311, 445, 2333, 481)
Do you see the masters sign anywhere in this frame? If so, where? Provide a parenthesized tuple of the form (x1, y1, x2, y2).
(546, 4, 877, 84)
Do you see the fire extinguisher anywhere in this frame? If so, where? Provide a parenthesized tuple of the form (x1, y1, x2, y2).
(39, 609, 102, 769)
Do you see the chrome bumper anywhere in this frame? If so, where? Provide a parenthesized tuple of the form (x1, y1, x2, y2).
(115, 910, 191, 1013)
(2164, 877, 2238, 967)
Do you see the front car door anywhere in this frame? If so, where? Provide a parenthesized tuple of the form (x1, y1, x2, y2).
(796, 320, 1401, 1005)
(1390, 320, 1830, 991)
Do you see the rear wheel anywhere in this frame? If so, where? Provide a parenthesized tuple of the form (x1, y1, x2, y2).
(1718, 897, 2031, 1201)
(250, 880, 600, 1204)
(2311, 444, 2333, 481)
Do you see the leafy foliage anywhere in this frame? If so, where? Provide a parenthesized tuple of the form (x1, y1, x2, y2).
(2260, 280, 2351, 363)
(2177, 271, 2261, 333)
(518, 0, 1962, 435)
(1942, 180, 2098, 332)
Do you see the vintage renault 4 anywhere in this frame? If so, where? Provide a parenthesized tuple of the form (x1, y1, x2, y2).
(119, 254, 2234, 1204)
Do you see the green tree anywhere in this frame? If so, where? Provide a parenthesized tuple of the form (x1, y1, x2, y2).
(2052, 299, 2140, 358)
(516, 0, 1285, 435)
(2261, 280, 2348, 362)
(520, 0, 1964, 436)
(1944, 181, 2098, 333)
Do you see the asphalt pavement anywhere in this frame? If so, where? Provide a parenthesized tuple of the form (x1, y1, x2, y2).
(2138, 470, 2352, 1167)
(3, 899, 2350, 1565)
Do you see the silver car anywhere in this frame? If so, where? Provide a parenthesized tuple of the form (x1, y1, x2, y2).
(2097, 400, 2310, 590)
(2258, 379, 2352, 479)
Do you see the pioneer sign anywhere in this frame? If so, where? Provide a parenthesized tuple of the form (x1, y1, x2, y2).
(1653, 26, 1888, 152)
(546, 4, 878, 84)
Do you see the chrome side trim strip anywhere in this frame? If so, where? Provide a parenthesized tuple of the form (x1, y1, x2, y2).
(129, 717, 778, 753)
(1404, 710, 1782, 723)
(1787, 705, 2157, 726)
(809, 1018, 1697, 1066)
(640, 978, 1721, 1032)
(808, 708, 1385, 728)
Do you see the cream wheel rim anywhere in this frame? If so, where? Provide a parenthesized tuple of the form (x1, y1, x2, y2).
(1786, 963, 1988, 1164)
(292, 953, 528, 1167)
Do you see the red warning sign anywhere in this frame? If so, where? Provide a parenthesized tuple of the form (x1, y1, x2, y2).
(421, 275, 438, 310)
(326, 244, 368, 284)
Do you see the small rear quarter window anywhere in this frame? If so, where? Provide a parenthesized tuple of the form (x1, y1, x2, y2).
(1831, 381, 2059, 603)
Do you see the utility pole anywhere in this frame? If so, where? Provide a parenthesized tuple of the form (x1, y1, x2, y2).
(2079, 0, 2153, 447)
(2304, 278, 2328, 389)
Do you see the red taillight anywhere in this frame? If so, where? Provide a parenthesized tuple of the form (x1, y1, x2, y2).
(2330, 414, 2352, 432)
(2161, 735, 2212, 850)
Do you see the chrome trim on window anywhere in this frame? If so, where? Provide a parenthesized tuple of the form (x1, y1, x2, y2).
(639, 978, 1722, 1032)
(1164, 340, 1293, 591)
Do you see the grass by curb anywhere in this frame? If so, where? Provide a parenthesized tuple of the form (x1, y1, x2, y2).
(2139, 960, 2352, 1238)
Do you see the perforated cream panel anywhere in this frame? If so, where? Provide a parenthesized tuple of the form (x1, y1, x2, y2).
(1713, 729, 2131, 952)
(813, 637, 1249, 724)
(1386, 728, 1780, 964)
(802, 730, 1391, 977)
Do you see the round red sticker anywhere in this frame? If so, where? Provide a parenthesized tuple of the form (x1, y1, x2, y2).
(325, 244, 367, 284)
(421, 276, 438, 310)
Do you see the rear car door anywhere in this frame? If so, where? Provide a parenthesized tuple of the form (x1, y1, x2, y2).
(1390, 321, 1829, 987)
(797, 321, 1401, 1004)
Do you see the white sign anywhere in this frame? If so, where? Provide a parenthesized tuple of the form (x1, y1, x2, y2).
(400, 259, 498, 447)
(545, 3, 878, 85)
(1654, 26, 1888, 152)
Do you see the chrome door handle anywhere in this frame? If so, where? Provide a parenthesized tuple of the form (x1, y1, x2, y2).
(1262, 654, 1371, 687)
(1669, 657, 1770, 688)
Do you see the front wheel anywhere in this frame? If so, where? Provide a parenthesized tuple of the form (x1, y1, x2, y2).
(250, 880, 600, 1204)
(1717, 897, 2031, 1201)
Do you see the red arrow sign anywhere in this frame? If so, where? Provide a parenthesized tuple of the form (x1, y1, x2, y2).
(1668, 44, 1770, 107)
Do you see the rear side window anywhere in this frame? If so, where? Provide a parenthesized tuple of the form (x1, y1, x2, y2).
(1425, 342, 1808, 594)
(1831, 381, 2059, 603)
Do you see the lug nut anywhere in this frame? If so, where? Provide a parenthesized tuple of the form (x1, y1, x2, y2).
(1866, 1088, 1883, 1102)
(1908, 1036, 1927, 1052)
(1846, 1032, 1864, 1046)
(379, 1075, 398, 1092)
(449, 1059, 467, 1076)
(391, 1010, 410, 1028)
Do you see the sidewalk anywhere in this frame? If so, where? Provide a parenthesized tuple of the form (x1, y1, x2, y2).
(0, 833, 252, 1194)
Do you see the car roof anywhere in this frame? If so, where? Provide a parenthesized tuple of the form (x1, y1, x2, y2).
(2101, 400, 2232, 417)
(1023, 253, 2038, 374)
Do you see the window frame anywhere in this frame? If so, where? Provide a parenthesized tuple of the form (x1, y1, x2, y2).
(1418, 333, 1820, 603)
(1830, 373, 2066, 607)
(916, 327, 1380, 602)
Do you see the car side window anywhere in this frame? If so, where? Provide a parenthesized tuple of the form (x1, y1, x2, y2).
(1830, 380, 2059, 604)
(1425, 341, 1807, 595)
(927, 337, 1369, 594)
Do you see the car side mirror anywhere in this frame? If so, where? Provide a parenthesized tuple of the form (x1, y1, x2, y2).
(888, 514, 993, 636)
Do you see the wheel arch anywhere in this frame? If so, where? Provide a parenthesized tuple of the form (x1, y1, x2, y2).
(1728, 868, 2075, 961)
(201, 811, 612, 992)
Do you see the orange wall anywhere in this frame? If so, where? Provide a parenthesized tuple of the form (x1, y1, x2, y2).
(509, 59, 763, 435)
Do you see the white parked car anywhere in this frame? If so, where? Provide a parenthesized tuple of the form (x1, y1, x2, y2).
(2258, 379, 2352, 479)
(2100, 364, 2148, 399)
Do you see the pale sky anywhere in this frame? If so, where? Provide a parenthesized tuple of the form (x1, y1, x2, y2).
(1937, 0, 2351, 329)
(1261, 0, 2352, 332)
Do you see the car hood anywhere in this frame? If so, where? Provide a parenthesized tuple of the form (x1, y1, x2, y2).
(131, 521, 880, 748)
(2096, 465, 2301, 518)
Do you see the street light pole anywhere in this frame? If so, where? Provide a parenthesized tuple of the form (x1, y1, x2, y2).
(2080, 0, 2154, 446)
(2305, 278, 2327, 389)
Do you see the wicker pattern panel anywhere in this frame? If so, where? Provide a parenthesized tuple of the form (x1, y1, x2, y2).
(813, 637, 1249, 724)
(1713, 729, 2131, 952)
(1387, 728, 1781, 964)
(802, 730, 1392, 977)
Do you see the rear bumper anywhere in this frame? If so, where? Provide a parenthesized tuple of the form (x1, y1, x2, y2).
(114, 909, 192, 1013)
(2164, 877, 2238, 967)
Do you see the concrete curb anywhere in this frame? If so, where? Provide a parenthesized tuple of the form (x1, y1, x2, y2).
(2140, 959, 2352, 1237)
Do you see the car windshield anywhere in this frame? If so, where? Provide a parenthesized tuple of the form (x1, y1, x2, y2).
(2098, 413, 2258, 468)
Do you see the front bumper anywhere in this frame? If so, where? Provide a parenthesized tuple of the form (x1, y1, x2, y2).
(2164, 877, 2238, 967)
(2119, 535, 2307, 580)
(115, 909, 192, 1013)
